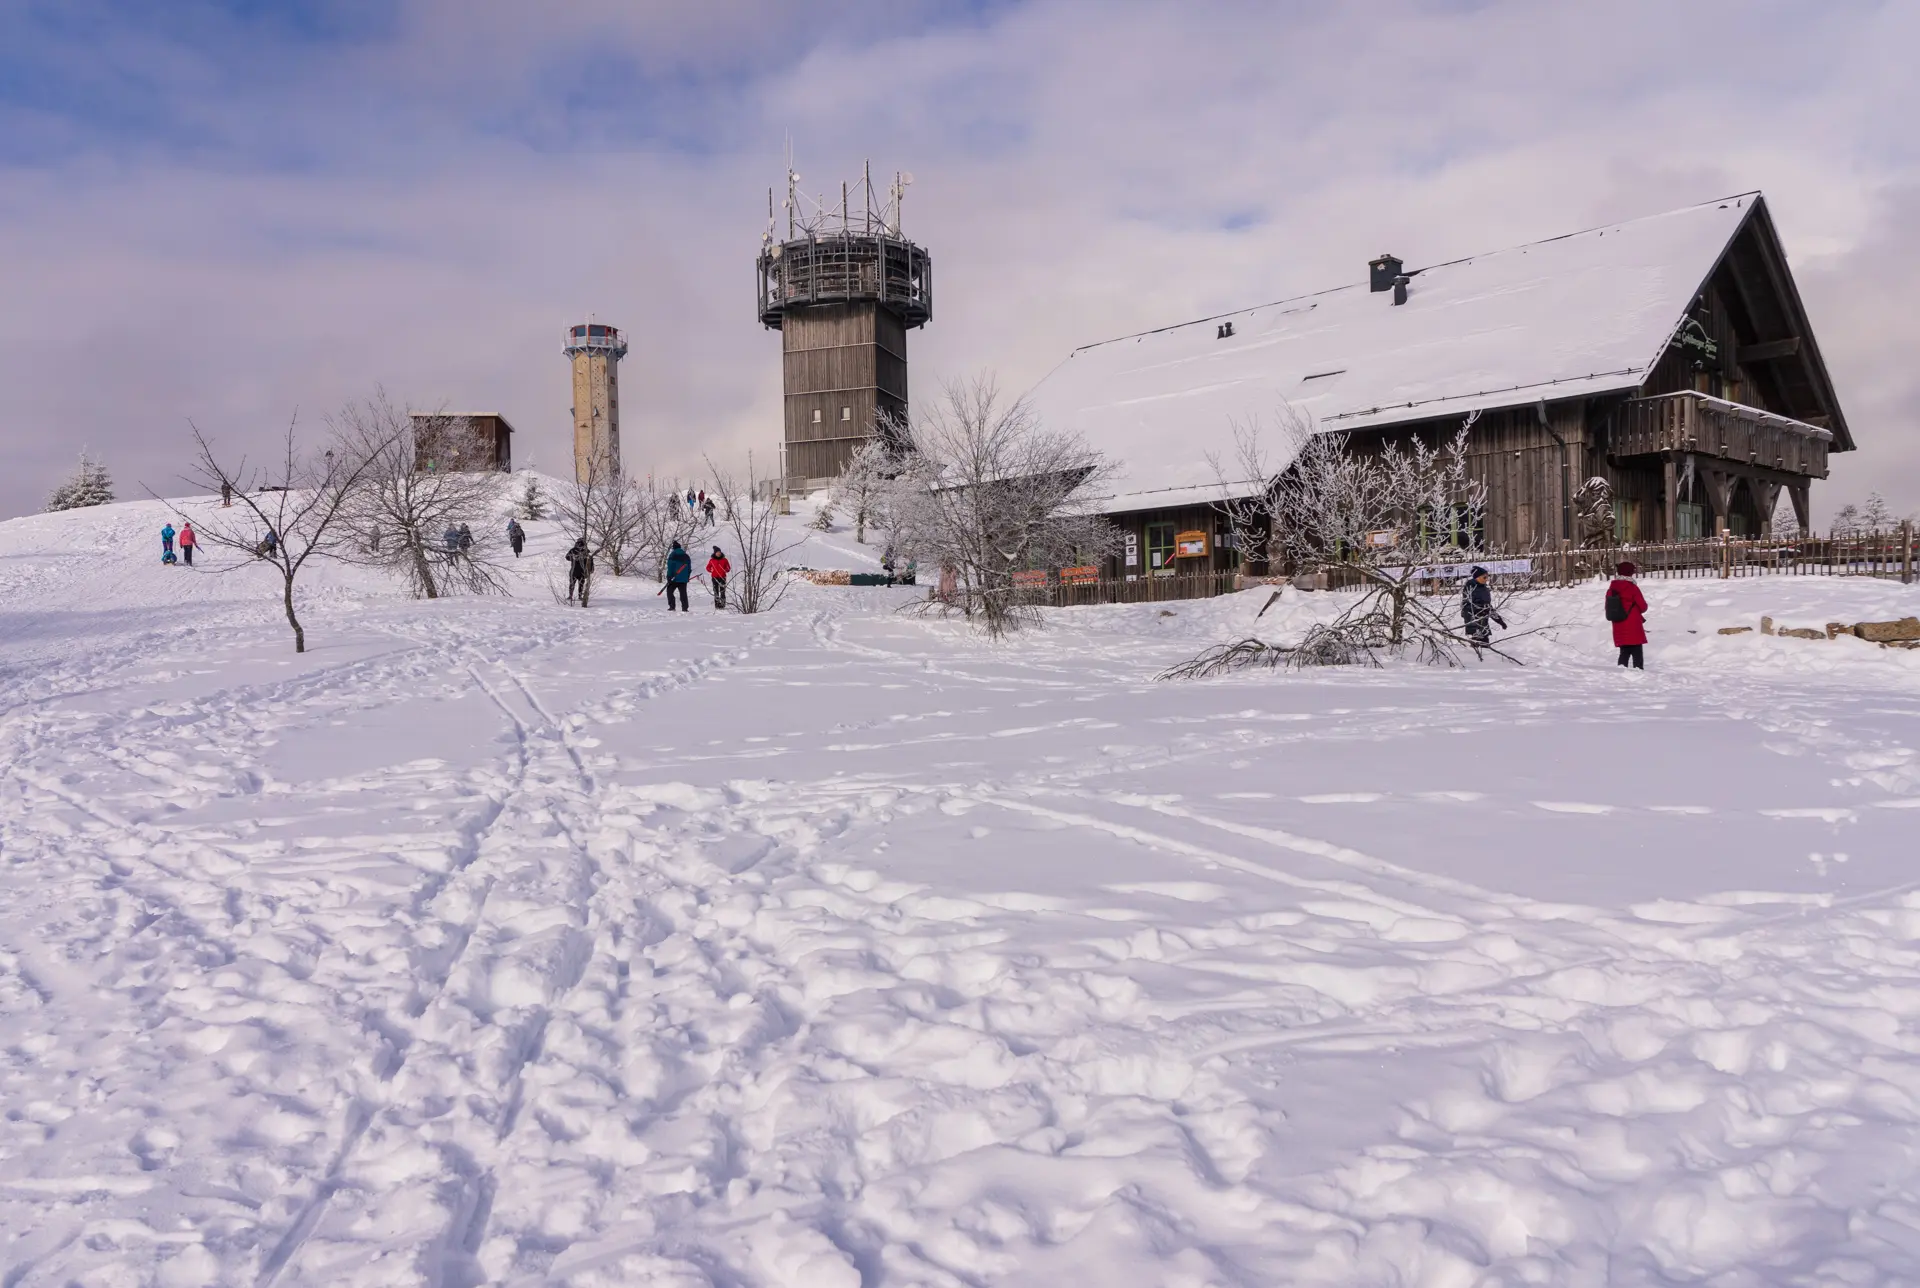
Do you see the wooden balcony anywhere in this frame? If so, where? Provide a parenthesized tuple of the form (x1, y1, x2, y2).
(1608, 391, 1830, 478)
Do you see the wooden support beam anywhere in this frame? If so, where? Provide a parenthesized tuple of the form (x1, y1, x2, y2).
(1663, 456, 1679, 541)
(1739, 336, 1801, 363)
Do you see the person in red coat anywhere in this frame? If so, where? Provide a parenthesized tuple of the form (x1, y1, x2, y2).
(1607, 561, 1649, 669)
(706, 546, 731, 610)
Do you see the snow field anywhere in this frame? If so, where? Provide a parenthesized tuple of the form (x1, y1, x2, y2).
(4, 494, 1920, 1284)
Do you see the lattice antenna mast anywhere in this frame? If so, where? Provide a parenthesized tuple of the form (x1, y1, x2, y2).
(776, 154, 907, 239)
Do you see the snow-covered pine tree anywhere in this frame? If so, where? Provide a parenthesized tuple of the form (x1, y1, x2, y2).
(45, 451, 116, 511)
(515, 471, 547, 521)
(1861, 492, 1894, 533)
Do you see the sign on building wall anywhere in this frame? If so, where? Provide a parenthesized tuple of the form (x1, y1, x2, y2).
(1175, 530, 1210, 558)
(1123, 532, 1139, 568)
(1060, 566, 1099, 585)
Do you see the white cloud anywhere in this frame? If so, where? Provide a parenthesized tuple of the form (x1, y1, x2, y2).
(0, 0, 1912, 519)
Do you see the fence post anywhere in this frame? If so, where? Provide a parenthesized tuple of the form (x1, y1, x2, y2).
(1905, 521, 1914, 586)
(1719, 526, 1731, 580)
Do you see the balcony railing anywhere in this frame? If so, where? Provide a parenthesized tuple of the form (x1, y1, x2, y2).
(1609, 391, 1830, 477)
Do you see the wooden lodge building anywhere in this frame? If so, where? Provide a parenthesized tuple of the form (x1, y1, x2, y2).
(1022, 192, 1851, 581)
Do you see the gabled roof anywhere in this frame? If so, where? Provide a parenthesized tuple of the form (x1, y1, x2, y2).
(1025, 193, 1790, 511)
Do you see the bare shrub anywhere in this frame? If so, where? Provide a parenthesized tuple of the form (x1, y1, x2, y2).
(705, 453, 800, 614)
(886, 375, 1117, 638)
(333, 392, 509, 599)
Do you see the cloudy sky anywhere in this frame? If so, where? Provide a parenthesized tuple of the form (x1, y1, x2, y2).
(1, 0, 1912, 521)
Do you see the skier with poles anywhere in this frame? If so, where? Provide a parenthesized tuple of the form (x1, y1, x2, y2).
(663, 540, 692, 612)
(706, 546, 730, 610)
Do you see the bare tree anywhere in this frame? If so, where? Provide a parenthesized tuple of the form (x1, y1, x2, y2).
(1574, 476, 1615, 548)
(886, 376, 1116, 637)
(704, 453, 800, 614)
(332, 392, 509, 599)
(177, 416, 392, 653)
(555, 457, 699, 585)
(1205, 414, 1296, 572)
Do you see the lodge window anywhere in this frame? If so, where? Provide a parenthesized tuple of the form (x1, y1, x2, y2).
(1145, 522, 1176, 575)
(1675, 502, 1704, 541)
(812, 409, 823, 424)
(840, 407, 852, 421)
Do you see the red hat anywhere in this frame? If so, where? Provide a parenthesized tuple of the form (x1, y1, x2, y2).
(1616, 561, 1637, 576)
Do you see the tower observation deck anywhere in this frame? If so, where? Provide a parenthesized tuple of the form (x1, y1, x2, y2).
(758, 162, 932, 487)
(563, 322, 627, 484)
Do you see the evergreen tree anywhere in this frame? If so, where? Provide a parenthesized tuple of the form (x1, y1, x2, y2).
(515, 471, 547, 521)
(45, 452, 115, 511)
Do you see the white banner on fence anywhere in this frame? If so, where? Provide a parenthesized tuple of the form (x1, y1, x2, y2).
(1392, 557, 1534, 580)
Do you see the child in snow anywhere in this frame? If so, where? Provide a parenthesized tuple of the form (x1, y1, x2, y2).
(1461, 566, 1505, 649)
(160, 523, 176, 563)
(706, 546, 730, 610)
(1606, 561, 1649, 669)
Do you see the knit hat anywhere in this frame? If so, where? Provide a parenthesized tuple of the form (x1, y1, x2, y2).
(1617, 561, 1637, 576)
(1469, 566, 1488, 579)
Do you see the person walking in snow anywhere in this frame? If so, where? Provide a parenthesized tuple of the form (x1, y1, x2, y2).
(443, 525, 461, 555)
(684, 487, 697, 517)
(701, 495, 717, 527)
(178, 521, 197, 567)
(1606, 561, 1649, 669)
(259, 527, 279, 557)
(706, 546, 730, 610)
(664, 540, 693, 612)
(506, 518, 525, 558)
(160, 523, 176, 564)
(1461, 566, 1505, 650)
(457, 523, 473, 553)
(565, 537, 594, 603)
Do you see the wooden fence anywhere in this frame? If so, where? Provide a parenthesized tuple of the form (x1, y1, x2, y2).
(1516, 526, 1917, 586)
(1020, 569, 1242, 608)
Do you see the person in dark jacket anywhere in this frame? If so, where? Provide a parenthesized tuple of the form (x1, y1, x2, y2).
(457, 523, 473, 553)
(1461, 566, 1506, 648)
(664, 540, 692, 611)
(566, 538, 594, 603)
(1608, 561, 1649, 669)
(444, 526, 461, 554)
(506, 518, 525, 557)
(702, 496, 717, 527)
(706, 546, 730, 610)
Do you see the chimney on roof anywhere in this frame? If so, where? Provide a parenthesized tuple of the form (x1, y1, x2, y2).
(1369, 254, 1403, 292)
(1392, 275, 1409, 306)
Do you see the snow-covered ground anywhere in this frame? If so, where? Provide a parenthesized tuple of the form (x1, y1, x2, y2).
(5, 492, 1920, 1286)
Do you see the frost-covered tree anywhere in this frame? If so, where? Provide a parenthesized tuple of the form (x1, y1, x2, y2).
(886, 376, 1116, 638)
(45, 451, 115, 511)
(830, 430, 901, 544)
(1830, 503, 1862, 539)
(514, 471, 548, 521)
(1168, 410, 1536, 675)
(1861, 492, 1895, 533)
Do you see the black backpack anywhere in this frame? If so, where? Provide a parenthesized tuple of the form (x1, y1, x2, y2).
(1605, 586, 1628, 623)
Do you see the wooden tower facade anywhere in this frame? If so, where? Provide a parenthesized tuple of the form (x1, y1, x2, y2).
(758, 163, 931, 488)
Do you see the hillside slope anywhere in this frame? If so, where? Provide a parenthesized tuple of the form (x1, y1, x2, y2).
(5, 495, 1920, 1286)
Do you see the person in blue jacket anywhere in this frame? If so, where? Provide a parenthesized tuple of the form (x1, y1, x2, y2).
(160, 523, 176, 563)
(664, 540, 692, 612)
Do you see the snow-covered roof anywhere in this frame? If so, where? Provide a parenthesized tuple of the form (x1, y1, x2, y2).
(1027, 193, 1760, 509)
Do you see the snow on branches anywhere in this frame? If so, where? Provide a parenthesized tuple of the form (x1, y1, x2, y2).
(45, 451, 115, 511)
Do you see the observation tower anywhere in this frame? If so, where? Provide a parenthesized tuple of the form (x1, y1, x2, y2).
(758, 161, 932, 487)
(563, 322, 627, 483)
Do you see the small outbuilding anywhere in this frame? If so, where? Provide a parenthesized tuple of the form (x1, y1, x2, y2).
(411, 413, 514, 473)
